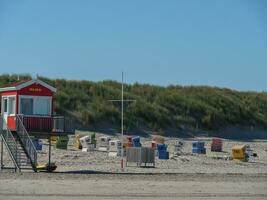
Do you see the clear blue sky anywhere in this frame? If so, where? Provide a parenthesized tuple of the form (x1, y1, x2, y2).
(0, 0, 266, 91)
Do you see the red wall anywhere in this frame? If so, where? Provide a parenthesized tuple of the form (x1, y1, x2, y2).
(7, 115, 53, 132)
(17, 83, 54, 96)
(22, 116, 53, 132)
(1, 91, 17, 96)
(7, 116, 16, 131)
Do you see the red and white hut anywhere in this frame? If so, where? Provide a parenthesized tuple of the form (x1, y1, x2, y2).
(0, 79, 59, 133)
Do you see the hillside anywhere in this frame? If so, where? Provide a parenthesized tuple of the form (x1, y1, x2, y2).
(1, 74, 267, 137)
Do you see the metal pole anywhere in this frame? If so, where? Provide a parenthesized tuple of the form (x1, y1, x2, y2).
(107, 72, 135, 170)
(15, 138, 17, 172)
(48, 136, 51, 172)
(121, 71, 124, 170)
(63, 116, 66, 133)
(1, 137, 3, 170)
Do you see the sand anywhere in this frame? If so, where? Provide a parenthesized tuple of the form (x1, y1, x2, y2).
(0, 173, 266, 200)
(1, 134, 267, 199)
(33, 134, 267, 174)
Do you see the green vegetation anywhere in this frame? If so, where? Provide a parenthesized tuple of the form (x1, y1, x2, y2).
(1, 74, 267, 134)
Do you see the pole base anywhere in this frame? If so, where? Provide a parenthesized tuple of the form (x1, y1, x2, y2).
(120, 158, 124, 170)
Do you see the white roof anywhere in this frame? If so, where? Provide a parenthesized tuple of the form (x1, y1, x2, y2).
(0, 79, 57, 93)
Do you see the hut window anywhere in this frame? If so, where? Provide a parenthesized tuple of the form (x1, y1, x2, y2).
(3, 98, 7, 113)
(20, 98, 34, 115)
(20, 96, 51, 116)
(34, 98, 51, 115)
(9, 97, 16, 115)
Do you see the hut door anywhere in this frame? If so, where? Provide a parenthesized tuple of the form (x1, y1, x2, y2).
(1, 96, 15, 130)
(2, 97, 8, 129)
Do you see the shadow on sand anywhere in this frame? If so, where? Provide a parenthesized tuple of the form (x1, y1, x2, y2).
(52, 170, 159, 175)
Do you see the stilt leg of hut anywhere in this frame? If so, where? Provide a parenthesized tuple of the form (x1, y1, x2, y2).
(0, 137, 3, 170)
(48, 136, 51, 172)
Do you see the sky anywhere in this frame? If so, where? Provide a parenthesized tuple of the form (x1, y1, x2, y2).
(0, 0, 266, 91)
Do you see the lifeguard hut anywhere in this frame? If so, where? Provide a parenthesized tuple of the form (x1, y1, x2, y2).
(0, 79, 74, 172)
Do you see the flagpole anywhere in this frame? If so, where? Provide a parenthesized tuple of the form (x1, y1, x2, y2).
(121, 71, 124, 170)
(108, 72, 135, 170)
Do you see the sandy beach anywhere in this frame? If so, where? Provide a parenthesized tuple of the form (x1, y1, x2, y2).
(1, 134, 267, 199)
(34, 134, 267, 174)
(0, 173, 267, 200)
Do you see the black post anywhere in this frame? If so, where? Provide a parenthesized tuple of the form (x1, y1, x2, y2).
(63, 116, 65, 133)
(1, 137, 3, 170)
(48, 136, 51, 172)
(15, 138, 18, 172)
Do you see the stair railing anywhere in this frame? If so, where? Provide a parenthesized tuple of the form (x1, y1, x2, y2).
(0, 115, 21, 171)
(16, 115, 37, 170)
